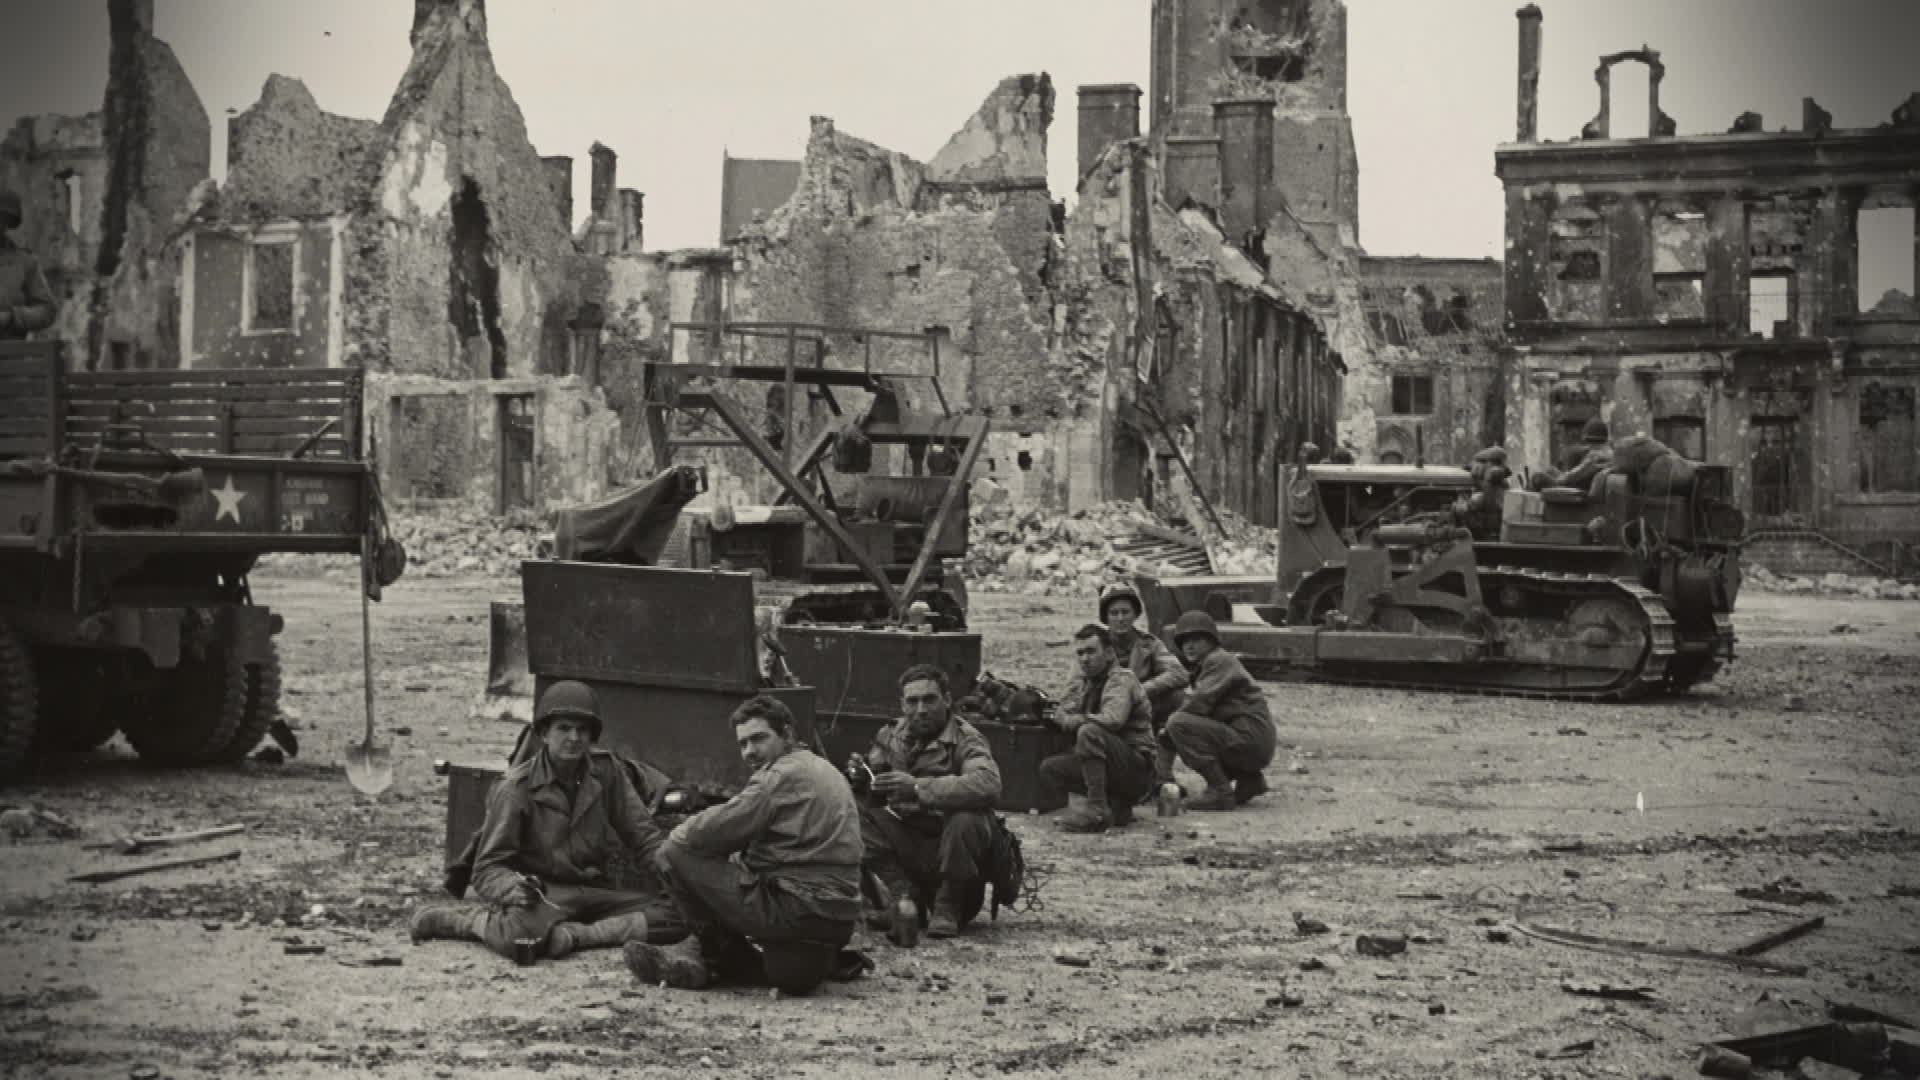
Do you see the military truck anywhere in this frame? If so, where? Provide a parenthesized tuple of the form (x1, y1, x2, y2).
(0, 341, 403, 780)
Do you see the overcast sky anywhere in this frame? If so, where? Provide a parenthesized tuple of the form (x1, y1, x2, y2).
(2, 0, 1915, 270)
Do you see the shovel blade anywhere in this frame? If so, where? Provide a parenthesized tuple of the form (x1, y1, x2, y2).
(345, 742, 394, 795)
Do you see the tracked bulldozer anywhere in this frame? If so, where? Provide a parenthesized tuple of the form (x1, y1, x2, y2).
(1135, 440, 1743, 701)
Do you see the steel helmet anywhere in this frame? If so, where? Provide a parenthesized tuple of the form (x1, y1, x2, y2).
(1170, 610, 1220, 647)
(1581, 417, 1610, 445)
(534, 679, 603, 739)
(1098, 582, 1143, 622)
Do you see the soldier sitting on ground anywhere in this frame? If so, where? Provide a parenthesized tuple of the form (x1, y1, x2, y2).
(625, 695, 865, 995)
(1039, 624, 1158, 833)
(855, 663, 1008, 940)
(1095, 583, 1188, 785)
(409, 681, 685, 962)
(1164, 611, 1279, 812)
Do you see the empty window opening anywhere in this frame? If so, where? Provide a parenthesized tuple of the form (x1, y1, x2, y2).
(1653, 417, 1705, 460)
(1857, 205, 1916, 314)
(57, 170, 83, 235)
(1391, 375, 1434, 416)
(499, 394, 537, 512)
(1016, 450, 1033, 471)
(1859, 381, 1918, 493)
(1654, 206, 1708, 322)
(1231, 52, 1306, 82)
(1611, 63, 1653, 139)
(1749, 272, 1794, 339)
(244, 236, 296, 334)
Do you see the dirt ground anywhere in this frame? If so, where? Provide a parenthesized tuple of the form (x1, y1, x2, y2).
(3, 570, 1918, 1079)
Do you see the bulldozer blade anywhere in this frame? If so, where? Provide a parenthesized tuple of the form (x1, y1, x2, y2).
(477, 600, 532, 723)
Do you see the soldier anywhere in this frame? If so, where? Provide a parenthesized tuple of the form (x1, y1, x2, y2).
(625, 694, 863, 994)
(857, 663, 1004, 939)
(0, 190, 56, 340)
(409, 681, 685, 962)
(1164, 611, 1278, 812)
(1558, 418, 1614, 491)
(1096, 583, 1187, 781)
(1038, 624, 1158, 833)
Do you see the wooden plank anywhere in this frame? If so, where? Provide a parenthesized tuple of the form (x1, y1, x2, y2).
(0, 418, 52, 436)
(0, 357, 58, 379)
(1729, 915, 1825, 957)
(0, 437, 51, 456)
(64, 417, 250, 435)
(65, 368, 354, 387)
(0, 375, 51, 395)
(65, 401, 343, 420)
(61, 383, 350, 403)
(0, 396, 52, 421)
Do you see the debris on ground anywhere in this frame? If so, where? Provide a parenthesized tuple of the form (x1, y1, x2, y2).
(1355, 933, 1408, 957)
(1561, 982, 1657, 1002)
(1, 805, 81, 841)
(1511, 909, 1808, 975)
(1728, 915, 1825, 957)
(1734, 877, 1838, 906)
(68, 849, 242, 885)
(83, 823, 246, 856)
(1745, 563, 1920, 601)
(1293, 912, 1331, 936)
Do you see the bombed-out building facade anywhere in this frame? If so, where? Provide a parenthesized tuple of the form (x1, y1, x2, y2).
(1499, 5, 1920, 572)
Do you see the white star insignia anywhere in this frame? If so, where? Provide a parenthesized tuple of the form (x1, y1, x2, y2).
(211, 474, 247, 524)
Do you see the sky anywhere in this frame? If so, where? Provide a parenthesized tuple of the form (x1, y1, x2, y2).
(1, 0, 1916, 273)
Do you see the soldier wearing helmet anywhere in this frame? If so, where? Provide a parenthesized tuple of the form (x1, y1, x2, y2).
(1556, 417, 1615, 492)
(1095, 582, 1188, 784)
(408, 680, 686, 962)
(0, 190, 56, 340)
(1163, 611, 1277, 812)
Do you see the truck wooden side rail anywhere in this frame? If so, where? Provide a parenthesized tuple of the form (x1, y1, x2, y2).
(0, 341, 399, 782)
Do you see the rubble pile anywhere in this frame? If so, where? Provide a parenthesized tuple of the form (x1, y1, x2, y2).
(1186, 502, 1282, 577)
(1744, 563, 1920, 601)
(963, 496, 1278, 596)
(388, 509, 551, 578)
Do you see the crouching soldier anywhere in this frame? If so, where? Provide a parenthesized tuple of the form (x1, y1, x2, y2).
(624, 695, 864, 995)
(409, 681, 685, 961)
(1097, 584, 1187, 783)
(1039, 624, 1158, 832)
(858, 664, 1004, 939)
(1165, 612, 1278, 812)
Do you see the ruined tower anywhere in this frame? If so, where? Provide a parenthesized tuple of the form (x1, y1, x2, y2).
(1149, 0, 1358, 249)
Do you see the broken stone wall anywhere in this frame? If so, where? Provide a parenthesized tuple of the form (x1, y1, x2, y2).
(595, 249, 671, 480)
(92, 0, 210, 370)
(0, 112, 107, 354)
(183, 220, 338, 368)
(342, 0, 574, 382)
(1356, 256, 1505, 465)
(222, 75, 376, 222)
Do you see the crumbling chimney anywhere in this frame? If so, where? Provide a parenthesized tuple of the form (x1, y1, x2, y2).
(1212, 98, 1275, 247)
(1516, 4, 1542, 143)
(1162, 135, 1221, 211)
(111, 0, 154, 36)
(1077, 84, 1142, 180)
(619, 188, 644, 252)
(589, 142, 616, 220)
(541, 155, 573, 231)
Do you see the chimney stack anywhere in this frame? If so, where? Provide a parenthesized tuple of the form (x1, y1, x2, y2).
(619, 189, 644, 252)
(1162, 135, 1221, 211)
(1212, 98, 1275, 247)
(589, 142, 617, 220)
(1076, 84, 1143, 181)
(1516, 4, 1543, 142)
(541, 155, 574, 231)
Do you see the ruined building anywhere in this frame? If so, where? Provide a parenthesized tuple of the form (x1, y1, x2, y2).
(174, 0, 632, 511)
(1498, 5, 1920, 574)
(671, 72, 1344, 525)
(1146, 0, 1505, 466)
(0, 0, 208, 370)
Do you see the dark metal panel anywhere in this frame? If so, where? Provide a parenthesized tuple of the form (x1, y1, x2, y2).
(522, 561, 761, 693)
(778, 626, 981, 725)
(535, 676, 816, 796)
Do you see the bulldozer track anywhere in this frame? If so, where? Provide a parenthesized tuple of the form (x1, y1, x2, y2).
(1249, 567, 1707, 703)
(1118, 530, 1212, 576)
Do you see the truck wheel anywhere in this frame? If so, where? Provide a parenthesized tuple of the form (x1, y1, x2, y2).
(0, 622, 37, 781)
(209, 644, 280, 763)
(123, 646, 247, 766)
(29, 649, 121, 754)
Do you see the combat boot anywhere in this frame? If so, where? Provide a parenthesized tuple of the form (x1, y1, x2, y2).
(1053, 793, 1110, 833)
(408, 903, 486, 945)
(546, 913, 651, 959)
(1186, 767, 1238, 811)
(1233, 770, 1270, 805)
(624, 937, 711, 990)
(926, 883, 965, 939)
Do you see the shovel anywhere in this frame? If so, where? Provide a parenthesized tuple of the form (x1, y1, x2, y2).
(345, 535, 393, 795)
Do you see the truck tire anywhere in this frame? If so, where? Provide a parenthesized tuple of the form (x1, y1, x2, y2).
(29, 649, 121, 754)
(209, 644, 280, 763)
(0, 622, 37, 781)
(123, 645, 247, 766)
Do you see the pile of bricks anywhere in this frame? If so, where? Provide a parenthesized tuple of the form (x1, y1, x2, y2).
(963, 496, 1279, 597)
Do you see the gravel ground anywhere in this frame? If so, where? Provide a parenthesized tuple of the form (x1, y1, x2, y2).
(2, 572, 1917, 1079)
